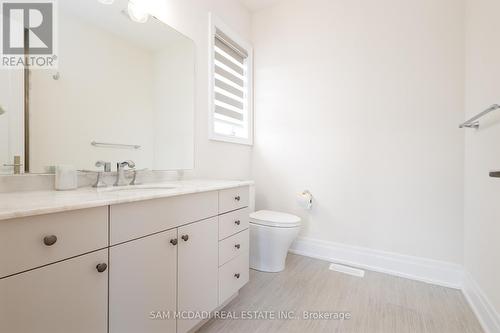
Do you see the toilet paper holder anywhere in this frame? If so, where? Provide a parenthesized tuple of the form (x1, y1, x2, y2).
(298, 190, 313, 210)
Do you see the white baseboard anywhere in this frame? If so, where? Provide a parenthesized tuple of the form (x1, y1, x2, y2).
(463, 272, 500, 333)
(289, 237, 463, 289)
(289, 237, 500, 333)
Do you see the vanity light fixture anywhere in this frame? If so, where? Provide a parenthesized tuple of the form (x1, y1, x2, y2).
(98, 0, 114, 4)
(127, 0, 149, 23)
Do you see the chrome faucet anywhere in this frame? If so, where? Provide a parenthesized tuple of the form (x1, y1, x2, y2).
(114, 160, 136, 186)
(93, 161, 111, 188)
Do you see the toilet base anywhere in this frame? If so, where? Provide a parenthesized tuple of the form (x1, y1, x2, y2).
(249, 223, 300, 273)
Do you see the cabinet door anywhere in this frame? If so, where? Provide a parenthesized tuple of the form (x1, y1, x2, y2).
(0, 249, 108, 333)
(109, 229, 178, 333)
(178, 217, 219, 333)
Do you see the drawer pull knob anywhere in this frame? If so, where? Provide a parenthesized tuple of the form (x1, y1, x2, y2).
(234, 273, 240, 279)
(96, 263, 108, 273)
(234, 196, 241, 201)
(43, 235, 58, 246)
(170, 238, 178, 246)
(235, 244, 241, 249)
(181, 235, 189, 242)
(234, 220, 241, 226)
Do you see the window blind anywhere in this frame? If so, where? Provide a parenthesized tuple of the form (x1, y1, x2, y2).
(213, 28, 248, 134)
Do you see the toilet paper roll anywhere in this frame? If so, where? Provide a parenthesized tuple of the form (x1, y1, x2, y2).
(297, 190, 313, 210)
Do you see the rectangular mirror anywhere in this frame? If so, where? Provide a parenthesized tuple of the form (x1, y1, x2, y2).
(0, 0, 194, 174)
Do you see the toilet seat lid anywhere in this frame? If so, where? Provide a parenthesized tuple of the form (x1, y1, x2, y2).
(249, 210, 301, 228)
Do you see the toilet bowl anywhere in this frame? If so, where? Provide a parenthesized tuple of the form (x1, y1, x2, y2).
(249, 210, 301, 273)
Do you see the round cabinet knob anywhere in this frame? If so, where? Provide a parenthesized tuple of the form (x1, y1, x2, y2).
(234, 244, 241, 249)
(96, 263, 107, 273)
(170, 238, 178, 246)
(234, 220, 241, 226)
(234, 273, 240, 279)
(234, 196, 241, 202)
(43, 235, 58, 246)
(181, 235, 189, 242)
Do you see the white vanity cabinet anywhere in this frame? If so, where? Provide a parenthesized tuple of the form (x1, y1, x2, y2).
(0, 207, 108, 279)
(110, 229, 178, 333)
(217, 188, 250, 305)
(109, 191, 218, 246)
(177, 217, 219, 333)
(0, 184, 250, 333)
(0, 207, 109, 333)
(0, 249, 109, 333)
(109, 217, 219, 333)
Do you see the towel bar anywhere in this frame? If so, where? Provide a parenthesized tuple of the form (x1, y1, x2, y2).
(460, 104, 500, 129)
(91, 141, 141, 149)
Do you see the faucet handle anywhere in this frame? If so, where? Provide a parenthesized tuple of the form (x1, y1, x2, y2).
(117, 160, 136, 169)
(95, 161, 111, 172)
(115, 161, 136, 187)
(93, 161, 110, 188)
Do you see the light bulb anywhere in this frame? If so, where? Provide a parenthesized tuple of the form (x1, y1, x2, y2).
(98, 0, 114, 4)
(127, 0, 149, 23)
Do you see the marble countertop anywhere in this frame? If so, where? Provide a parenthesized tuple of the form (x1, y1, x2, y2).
(0, 179, 253, 221)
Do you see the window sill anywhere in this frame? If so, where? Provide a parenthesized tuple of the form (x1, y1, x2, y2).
(209, 134, 253, 146)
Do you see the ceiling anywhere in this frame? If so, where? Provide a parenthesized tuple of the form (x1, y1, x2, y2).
(239, 0, 284, 12)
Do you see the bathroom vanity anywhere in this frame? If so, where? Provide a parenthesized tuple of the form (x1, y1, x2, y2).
(0, 181, 251, 333)
(0, 1, 250, 330)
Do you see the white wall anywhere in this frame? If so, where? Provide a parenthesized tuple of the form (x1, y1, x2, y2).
(252, 0, 465, 264)
(464, 0, 500, 317)
(145, 0, 253, 179)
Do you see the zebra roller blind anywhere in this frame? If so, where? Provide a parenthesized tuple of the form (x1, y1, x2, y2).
(212, 27, 251, 141)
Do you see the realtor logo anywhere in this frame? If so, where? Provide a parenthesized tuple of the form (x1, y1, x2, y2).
(1, 0, 57, 68)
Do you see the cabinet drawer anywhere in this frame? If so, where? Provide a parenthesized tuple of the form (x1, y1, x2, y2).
(110, 191, 218, 245)
(219, 186, 249, 214)
(219, 229, 249, 267)
(0, 207, 108, 278)
(219, 208, 249, 241)
(218, 252, 249, 305)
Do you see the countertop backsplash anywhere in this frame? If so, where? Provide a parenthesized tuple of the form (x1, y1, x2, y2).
(0, 170, 192, 193)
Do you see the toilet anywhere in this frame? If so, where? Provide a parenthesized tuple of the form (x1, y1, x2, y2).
(249, 210, 301, 272)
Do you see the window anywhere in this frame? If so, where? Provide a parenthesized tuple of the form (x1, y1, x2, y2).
(209, 14, 253, 145)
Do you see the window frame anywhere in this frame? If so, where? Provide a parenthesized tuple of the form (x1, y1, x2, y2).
(208, 13, 254, 146)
